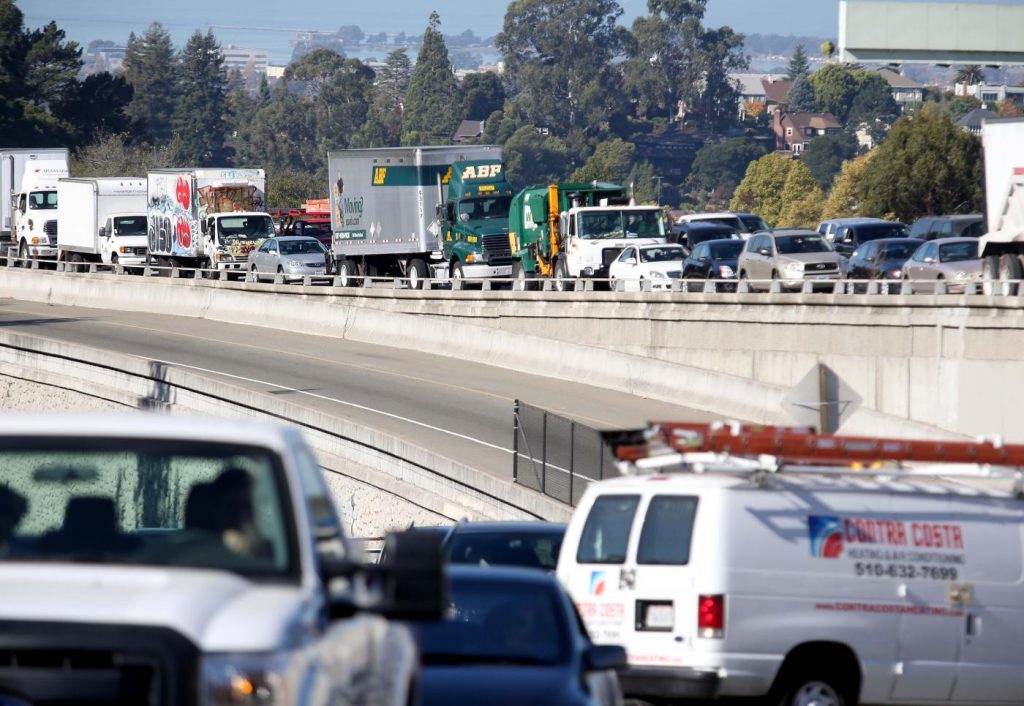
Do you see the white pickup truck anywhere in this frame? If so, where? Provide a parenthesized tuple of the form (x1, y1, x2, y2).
(0, 414, 442, 706)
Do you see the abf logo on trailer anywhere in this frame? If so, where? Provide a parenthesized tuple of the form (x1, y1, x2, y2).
(461, 164, 502, 180)
(809, 516, 845, 559)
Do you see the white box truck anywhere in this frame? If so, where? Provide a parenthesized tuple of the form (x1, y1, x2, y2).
(57, 177, 148, 269)
(147, 168, 275, 274)
(1, 147, 70, 260)
(978, 118, 1024, 286)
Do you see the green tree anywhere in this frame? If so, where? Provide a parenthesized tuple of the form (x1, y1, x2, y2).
(171, 30, 229, 164)
(503, 125, 568, 187)
(800, 132, 858, 190)
(927, 90, 981, 123)
(786, 74, 816, 112)
(267, 167, 325, 210)
(729, 152, 793, 225)
(847, 73, 899, 144)
(234, 79, 322, 173)
(53, 72, 134, 144)
(0, 0, 28, 97)
(499, 0, 624, 134)
(786, 44, 809, 80)
(820, 40, 835, 60)
(461, 72, 505, 120)
(362, 47, 412, 147)
(401, 12, 461, 145)
(699, 25, 747, 132)
(627, 159, 660, 203)
(22, 21, 81, 110)
(570, 138, 635, 183)
(688, 137, 766, 195)
(859, 106, 982, 222)
(71, 131, 176, 176)
(776, 160, 823, 227)
(808, 63, 859, 121)
(123, 23, 177, 144)
(955, 64, 984, 86)
(820, 151, 874, 219)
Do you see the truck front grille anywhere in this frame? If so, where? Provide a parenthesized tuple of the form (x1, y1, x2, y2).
(482, 232, 512, 260)
(43, 220, 57, 236)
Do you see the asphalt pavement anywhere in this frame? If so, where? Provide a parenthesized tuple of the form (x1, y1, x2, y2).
(0, 298, 718, 480)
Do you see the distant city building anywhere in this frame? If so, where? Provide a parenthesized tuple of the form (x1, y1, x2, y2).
(222, 45, 269, 75)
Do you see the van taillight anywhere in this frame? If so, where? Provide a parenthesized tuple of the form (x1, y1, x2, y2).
(697, 594, 724, 638)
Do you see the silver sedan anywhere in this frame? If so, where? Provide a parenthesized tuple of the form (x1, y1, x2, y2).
(248, 236, 329, 283)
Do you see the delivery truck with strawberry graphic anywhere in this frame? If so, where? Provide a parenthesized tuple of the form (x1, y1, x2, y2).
(147, 168, 275, 275)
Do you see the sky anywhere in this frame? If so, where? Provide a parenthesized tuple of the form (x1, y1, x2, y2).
(17, 0, 1022, 59)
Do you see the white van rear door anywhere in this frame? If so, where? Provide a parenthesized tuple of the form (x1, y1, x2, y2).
(566, 493, 642, 645)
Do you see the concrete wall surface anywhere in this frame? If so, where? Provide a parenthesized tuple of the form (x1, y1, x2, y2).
(0, 328, 572, 534)
(2, 268, 1019, 439)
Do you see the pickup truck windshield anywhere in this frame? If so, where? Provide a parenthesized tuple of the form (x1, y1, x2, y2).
(29, 191, 58, 210)
(219, 215, 275, 241)
(0, 440, 298, 580)
(113, 216, 147, 236)
(578, 210, 664, 239)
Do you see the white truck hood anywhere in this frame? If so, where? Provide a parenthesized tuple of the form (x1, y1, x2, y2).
(0, 563, 309, 652)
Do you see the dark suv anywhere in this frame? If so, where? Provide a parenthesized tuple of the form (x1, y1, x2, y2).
(907, 214, 985, 241)
(833, 220, 910, 256)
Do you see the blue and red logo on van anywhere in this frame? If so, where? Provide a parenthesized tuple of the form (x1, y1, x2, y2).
(809, 515, 845, 558)
(589, 570, 608, 596)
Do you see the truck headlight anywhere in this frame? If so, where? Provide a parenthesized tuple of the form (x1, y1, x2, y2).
(202, 653, 289, 705)
(31, 236, 40, 244)
(783, 261, 804, 272)
(465, 253, 476, 263)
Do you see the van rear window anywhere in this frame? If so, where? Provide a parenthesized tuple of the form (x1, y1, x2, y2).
(637, 496, 698, 565)
(577, 495, 639, 564)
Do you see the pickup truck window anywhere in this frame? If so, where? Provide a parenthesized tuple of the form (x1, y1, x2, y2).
(0, 439, 299, 581)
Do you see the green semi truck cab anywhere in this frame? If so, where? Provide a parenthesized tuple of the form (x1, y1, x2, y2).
(508, 182, 667, 284)
(439, 159, 516, 279)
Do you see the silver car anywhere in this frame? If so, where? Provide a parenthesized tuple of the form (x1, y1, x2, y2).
(248, 236, 329, 283)
(903, 237, 983, 293)
(737, 230, 844, 291)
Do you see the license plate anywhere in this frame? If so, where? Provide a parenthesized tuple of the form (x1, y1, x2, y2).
(644, 603, 674, 629)
(814, 274, 834, 280)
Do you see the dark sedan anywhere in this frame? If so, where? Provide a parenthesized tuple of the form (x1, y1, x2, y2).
(379, 521, 566, 571)
(413, 566, 626, 706)
(681, 238, 744, 291)
(845, 237, 924, 292)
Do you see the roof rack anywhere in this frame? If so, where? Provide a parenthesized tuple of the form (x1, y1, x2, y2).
(605, 422, 1024, 492)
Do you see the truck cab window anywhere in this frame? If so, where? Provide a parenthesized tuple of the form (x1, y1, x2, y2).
(29, 191, 57, 210)
(577, 495, 639, 564)
(113, 217, 146, 236)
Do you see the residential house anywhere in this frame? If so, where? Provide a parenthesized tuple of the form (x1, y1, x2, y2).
(773, 110, 842, 155)
(452, 119, 486, 144)
(877, 68, 924, 108)
(955, 82, 1024, 109)
(729, 73, 768, 118)
(955, 107, 995, 136)
(762, 77, 793, 116)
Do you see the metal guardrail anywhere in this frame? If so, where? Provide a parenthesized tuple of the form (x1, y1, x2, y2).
(4, 248, 1024, 296)
(512, 400, 618, 506)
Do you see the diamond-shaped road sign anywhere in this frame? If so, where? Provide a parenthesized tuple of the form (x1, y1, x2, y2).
(781, 363, 863, 434)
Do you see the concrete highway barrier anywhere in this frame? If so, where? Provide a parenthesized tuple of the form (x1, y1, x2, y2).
(3, 267, 1018, 440)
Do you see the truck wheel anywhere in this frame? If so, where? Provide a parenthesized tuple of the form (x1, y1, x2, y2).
(450, 260, 466, 286)
(553, 258, 570, 292)
(982, 255, 1000, 294)
(17, 240, 28, 268)
(1000, 254, 1022, 295)
(511, 261, 534, 291)
(337, 259, 358, 287)
(407, 258, 428, 290)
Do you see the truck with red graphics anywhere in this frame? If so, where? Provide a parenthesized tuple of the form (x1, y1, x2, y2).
(147, 168, 275, 274)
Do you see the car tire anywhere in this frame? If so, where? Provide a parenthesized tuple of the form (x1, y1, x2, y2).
(408, 258, 428, 290)
(277, 265, 285, 284)
(1000, 254, 1022, 295)
(250, 264, 259, 282)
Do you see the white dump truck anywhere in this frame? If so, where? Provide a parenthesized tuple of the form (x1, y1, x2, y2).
(979, 118, 1024, 285)
(0, 147, 70, 261)
(147, 168, 275, 273)
(57, 177, 148, 269)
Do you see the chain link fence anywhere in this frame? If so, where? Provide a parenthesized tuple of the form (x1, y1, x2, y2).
(512, 400, 620, 506)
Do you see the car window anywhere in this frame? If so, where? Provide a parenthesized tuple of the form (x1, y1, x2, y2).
(709, 241, 743, 259)
(576, 495, 639, 564)
(637, 496, 698, 565)
(939, 241, 978, 262)
(617, 247, 635, 263)
(939, 221, 953, 237)
(691, 244, 707, 260)
(739, 214, 770, 233)
(447, 530, 564, 570)
(908, 219, 931, 239)
(963, 221, 986, 238)
(854, 224, 910, 242)
(923, 243, 938, 261)
(280, 239, 325, 255)
(292, 441, 345, 552)
(879, 241, 921, 260)
(640, 246, 684, 263)
(775, 235, 832, 254)
(860, 243, 876, 260)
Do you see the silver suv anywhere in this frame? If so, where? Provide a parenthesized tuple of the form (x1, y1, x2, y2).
(737, 230, 843, 291)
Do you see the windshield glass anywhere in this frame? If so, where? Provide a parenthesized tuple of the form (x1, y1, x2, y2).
(695, 216, 745, 231)
(279, 239, 325, 255)
(219, 215, 275, 241)
(293, 221, 331, 238)
(579, 210, 664, 239)
(29, 191, 57, 210)
(458, 197, 511, 221)
(963, 221, 986, 238)
(414, 578, 566, 665)
(447, 530, 563, 570)
(939, 241, 979, 262)
(113, 216, 147, 236)
(775, 235, 833, 254)
(879, 242, 920, 260)
(852, 224, 908, 242)
(0, 440, 296, 579)
(739, 214, 769, 233)
(640, 246, 685, 263)
(709, 241, 745, 259)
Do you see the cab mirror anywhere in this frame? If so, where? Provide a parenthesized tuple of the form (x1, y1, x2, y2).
(374, 529, 446, 621)
(624, 257, 637, 265)
(98, 226, 108, 238)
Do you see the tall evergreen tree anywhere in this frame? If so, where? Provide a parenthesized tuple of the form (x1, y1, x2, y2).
(363, 47, 412, 147)
(401, 12, 461, 145)
(171, 30, 229, 164)
(785, 44, 809, 80)
(122, 23, 177, 144)
(787, 74, 816, 112)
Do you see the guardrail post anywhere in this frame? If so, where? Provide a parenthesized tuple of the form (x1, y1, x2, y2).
(512, 399, 520, 482)
(801, 281, 813, 294)
(88, 263, 97, 274)
(903, 280, 913, 295)
(541, 410, 548, 494)
(569, 420, 575, 506)
(737, 279, 750, 294)
(935, 280, 947, 295)
(769, 280, 781, 294)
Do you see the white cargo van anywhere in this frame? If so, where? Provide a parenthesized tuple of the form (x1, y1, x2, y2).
(557, 430, 1024, 706)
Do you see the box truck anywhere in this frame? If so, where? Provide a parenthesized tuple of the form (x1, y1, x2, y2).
(147, 168, 274, 273)
(1, 147, 70, 261)
(57, 177, 148, 269)
(327, 145, 514, 288)
(978, 118, 1024, 288)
